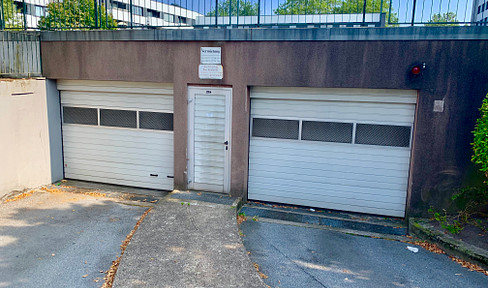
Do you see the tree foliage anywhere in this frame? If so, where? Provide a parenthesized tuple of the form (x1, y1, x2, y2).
(472, 93, 488, 177)
(1, 0, 23, 29)
(275, 0, 332, 15)
(38, 0, 117, 30)
(425, 12, 458, 26)
(207, 0, 258, 16)
(274, 0, 398, 24)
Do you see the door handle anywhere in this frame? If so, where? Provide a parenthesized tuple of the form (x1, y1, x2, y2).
(224, 141, 229, 145)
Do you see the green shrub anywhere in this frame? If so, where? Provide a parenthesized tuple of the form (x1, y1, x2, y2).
(451, 186, 488, 214)
(472, 93, 488, 177)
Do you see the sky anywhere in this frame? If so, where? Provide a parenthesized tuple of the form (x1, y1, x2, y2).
(161, 0, 475, 24)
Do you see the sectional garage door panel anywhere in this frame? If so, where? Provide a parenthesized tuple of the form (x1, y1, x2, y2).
(59, 80, 174, 191)
(248, 87, 417, 217)
(252, 99, 416, 125)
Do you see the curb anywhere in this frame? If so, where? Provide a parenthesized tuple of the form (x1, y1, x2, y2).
(240, 205, 407, 236)
(409, 218, 488, 269)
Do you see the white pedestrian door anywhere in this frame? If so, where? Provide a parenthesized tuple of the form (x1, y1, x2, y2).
(188, 87, 232, 193)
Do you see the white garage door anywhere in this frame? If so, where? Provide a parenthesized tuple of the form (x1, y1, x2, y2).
(248, 87, 417, 217)
(59, 80, 174, 190)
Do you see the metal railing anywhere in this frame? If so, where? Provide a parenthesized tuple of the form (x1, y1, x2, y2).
(0, 0, 483, 30)
(0, 31, 41, 77)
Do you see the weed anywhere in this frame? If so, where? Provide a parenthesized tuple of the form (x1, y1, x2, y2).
(252, 216, 259, 221)
(237, 212, 247, 224)
(472, 218, 488, 232)
(428, 207, 464, 234)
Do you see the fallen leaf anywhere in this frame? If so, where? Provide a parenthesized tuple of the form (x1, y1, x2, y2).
(237, 215, 247, 225)
(410, 241, 444, 254)
(449, 256, 488, 276)
(101, 208, 152, 288)
(4, 190, 35, 203)
(82, 274, 88, 278)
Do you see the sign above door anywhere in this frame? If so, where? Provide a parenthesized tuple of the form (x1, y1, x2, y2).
(199, 47, 223, 80)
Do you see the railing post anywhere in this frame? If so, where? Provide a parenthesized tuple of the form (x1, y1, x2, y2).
(129, 0, 133, 29)
(411, 0, 417, 26)
(94, 0, 99, 29)
(215, 0, 218, 26)
(236, 0, 239, 26)
(228, 0, 231, 26)
(387, 0, 392, 25)
(362, 0, 367, 26)
(0, 0, 5, 30)
(105, 0, 108, 28)
(379, 0, 384, 27)
(257, 0, 260, 26)
(22, 0, 26, 30)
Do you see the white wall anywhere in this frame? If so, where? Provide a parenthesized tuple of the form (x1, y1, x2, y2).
(0, 78, 59, 198)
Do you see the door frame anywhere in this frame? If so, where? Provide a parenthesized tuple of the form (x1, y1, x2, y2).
(187, 86, 232, 193)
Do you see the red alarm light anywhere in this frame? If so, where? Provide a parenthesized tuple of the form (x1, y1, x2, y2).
(411, 65, 421, 75)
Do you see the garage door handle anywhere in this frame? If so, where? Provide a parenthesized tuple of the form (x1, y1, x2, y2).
(150, 174, 158, 177)
(167, 176, 174, 179)
(223, 141, 229, 145)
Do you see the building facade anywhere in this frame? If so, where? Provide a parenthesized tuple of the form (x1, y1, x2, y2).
(13, 0, 201, 28)
(472, 0, 488, 25)
(40, 27, 488, 218)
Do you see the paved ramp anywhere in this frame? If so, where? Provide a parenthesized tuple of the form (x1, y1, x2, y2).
(114, 197, 265, 288)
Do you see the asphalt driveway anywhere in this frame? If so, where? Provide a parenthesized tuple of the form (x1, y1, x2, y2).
(0, 187, 148, 288)
(240, 220, 488, 288)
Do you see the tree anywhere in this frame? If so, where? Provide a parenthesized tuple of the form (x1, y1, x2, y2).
(1, 0, 23, 29)
(38, 0, 117, 30)
(274, 0, 398, 25)
(275, 0, 333, 15)
(425, 12, 458, 26)
(207, 0, 258, 16)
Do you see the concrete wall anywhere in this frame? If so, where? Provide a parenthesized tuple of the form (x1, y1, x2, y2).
(45, 79, 64, 183)
(40, 28, 488, 216)
(0, 78, 61, 198)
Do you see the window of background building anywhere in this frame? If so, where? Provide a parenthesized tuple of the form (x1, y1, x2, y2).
(34, 5, 45, 17)
(132, 6, 143, 16)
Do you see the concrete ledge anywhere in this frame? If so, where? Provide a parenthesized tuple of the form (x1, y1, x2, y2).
(409, 218, 488, 269)
(240, 204, 407, 236)
(41, 26, 488, 42)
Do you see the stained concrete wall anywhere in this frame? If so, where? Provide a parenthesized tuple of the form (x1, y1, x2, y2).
(40, 28, 488, 216)
(0, 78, 62, 198)
(45, 79, 63, 183)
